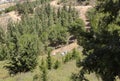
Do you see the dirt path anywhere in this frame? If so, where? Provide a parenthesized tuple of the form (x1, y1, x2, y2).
(51, 41, 79, 55)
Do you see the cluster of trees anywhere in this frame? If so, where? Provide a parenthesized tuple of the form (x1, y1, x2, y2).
(33, 49, 80, 81)
(0, 0, 80, 75)
(1, 0, 119, 80)
(70, 0, 120, 81)
(33, 51, 61, 81)
(0, 0, 51, 14)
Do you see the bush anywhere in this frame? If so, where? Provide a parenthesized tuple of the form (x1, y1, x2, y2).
(63, 49, 80, 63)
(71, 49, 79, 59)
(40, 59, 46, 70)
(6, 35, 39, 74)
(64, 53, 72, 63)
(0, 46, 7, 61)
(16, 2, 34, 14)
(76, 57, 81, 67)
(4, 6, 16, 13)
(54, 60, 61, 69)
(40, 59, 48, 81)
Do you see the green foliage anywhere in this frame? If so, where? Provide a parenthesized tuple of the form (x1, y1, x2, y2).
(37, 0, 51, 4)
(40, 59, 48, 81)
(64, 53, 72, 62)
(0, 45, 7, 61)
(34, 4, 78, 47)
(63, 50, 80, 63)
(72, 0, 120, 81)
(15, 0, 51, 15)
(6, 34, 39, 74)
(0, 27, 5, 45)
(16, 2, 34, 14)
(64, 53, 72, 63)
(71, 49, 79, 59)
(0, 0, 79, 75)
(54, 60, 61, 69)
(68, 19, 85, 38)
(76, 57, 81, 68)
(0, 28, 7, 61)
(4, 6, 16, 13)
(49, 25, 69, 46)
(46, 51, 52, 70)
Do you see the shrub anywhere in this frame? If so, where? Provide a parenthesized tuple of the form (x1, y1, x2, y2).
(40, 59, 48, 81)
(54, 60, 61, 69)
(6, 35, 39, 74)
(64, 53, 72, 63)
(46, 51, 52, 70)
(71, 49, 79, 59)
(4, 6, 16, 13)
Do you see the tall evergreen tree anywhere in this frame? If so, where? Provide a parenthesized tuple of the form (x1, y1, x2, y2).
(6, 34, 39, 74)
(47, 51, 52, 70)
(40, 59, 48, 81)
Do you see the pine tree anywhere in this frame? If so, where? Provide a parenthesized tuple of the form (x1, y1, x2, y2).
(6, 34, 39, 74)
(40, 59, 48, 81)
(71, 49, 79, 59)
(0, 28, 7, 60)
(54, 60, 60, 69)
(46, 51, 52, 70)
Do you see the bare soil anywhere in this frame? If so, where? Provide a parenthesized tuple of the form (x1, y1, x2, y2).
(51, 41, 79, 55)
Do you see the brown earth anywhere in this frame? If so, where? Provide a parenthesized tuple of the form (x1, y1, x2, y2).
(51, 41, 79, 55)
